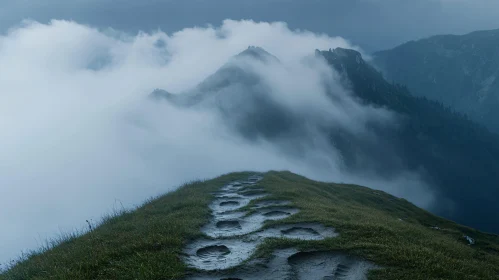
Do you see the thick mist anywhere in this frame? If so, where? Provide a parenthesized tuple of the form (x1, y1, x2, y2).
(0, 19, 434, 264)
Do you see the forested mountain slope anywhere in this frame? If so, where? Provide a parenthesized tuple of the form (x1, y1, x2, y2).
(373, 29, 499, 133)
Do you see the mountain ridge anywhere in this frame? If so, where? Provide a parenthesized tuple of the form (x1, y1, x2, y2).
(320, 47, 499, 233)
(4, 46, 499, 279)
(3, 171, 499, 279)
(372, 28, 499, 133)
(153, 46, 499, 234)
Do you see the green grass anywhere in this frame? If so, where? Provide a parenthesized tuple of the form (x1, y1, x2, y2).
(254, 171, 499, 280)
(2, 171, 499, 279)
(1, 172, 250, 280)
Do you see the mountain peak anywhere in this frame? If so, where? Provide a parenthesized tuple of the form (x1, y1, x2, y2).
(332, 47, 362, 57)
(315, 48, 367, 76)
(234, 46, 280, 63)
(315, 47, 364, 64)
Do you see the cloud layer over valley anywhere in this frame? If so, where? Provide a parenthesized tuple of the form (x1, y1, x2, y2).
(0, 20, 435, 265)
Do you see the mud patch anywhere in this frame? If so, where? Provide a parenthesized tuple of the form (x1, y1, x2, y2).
(220, 201, 240, 207)
(196, 245, 230, 259)
(239, 187, 265, 192)
(263, 210, 291, 218)
(202, 208, 300, 238)
(288, 251, 376, 280)
(216, 195, 243, 199)
(282, 227, 320, 237)
(252, 223, 337, 241)
(184, 174, 347, 273)
(211, 198, 253, 214)
(239, 190, 269, 198)
(257, 207, 300, 220)
(187, 249, 376, 280)
(216, 221, 242, 230)
(252, 200, 291, 209)
(184, 239, 258, 271)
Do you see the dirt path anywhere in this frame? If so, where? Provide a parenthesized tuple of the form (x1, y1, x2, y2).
(182, 175, 376, 279)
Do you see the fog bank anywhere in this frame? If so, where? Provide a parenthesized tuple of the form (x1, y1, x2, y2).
(0, 19, 435, 265)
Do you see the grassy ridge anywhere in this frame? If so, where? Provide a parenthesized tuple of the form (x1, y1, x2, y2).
(1, 172, 250, 280)
(254, 171, 499, 280)
(2, 171, 499, 279)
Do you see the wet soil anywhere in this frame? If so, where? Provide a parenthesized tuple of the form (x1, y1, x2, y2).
(183, 175, 376, 279)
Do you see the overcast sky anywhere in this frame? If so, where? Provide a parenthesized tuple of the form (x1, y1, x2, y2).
(1, 0, 499, 51)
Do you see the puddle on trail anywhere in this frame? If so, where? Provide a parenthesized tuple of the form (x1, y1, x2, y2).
(183, 174, 370, 277)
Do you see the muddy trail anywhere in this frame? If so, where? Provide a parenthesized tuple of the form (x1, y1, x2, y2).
(182, 175, 376, 280)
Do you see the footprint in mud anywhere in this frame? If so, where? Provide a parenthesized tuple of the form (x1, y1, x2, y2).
(202, 207, 300, 238)
(252, 223, 338, 241)
(221, 184, 246, 192)
(184, 239, 258, 271)
(212, 192, 240, 199)
(239, 189, 268, 197)
(211, 197, 262, 214)
(288, 251, 376, 280)
(185, 175, 350, 274)
(239, 185, 264, 190)
(220, 201, 240, 207)
(262, 210, 292, 218)
(216, 220, 242, 230)
(187, 249, 376, 280)
(334, 263, 352, 279)
(252, 200, 291, 209)
(239, 181, 257, 185)
(281, 227, 321, 238)
(196, 245, 231, 259)
(256, 207, 300, 220)
(239, 186, 265, 191)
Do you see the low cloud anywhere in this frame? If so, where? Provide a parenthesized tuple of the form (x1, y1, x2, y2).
(0, 19, 434, 264)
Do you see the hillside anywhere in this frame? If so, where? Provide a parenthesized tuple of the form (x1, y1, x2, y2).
(155, 47, 499, 234)
(372, 28, 499, 133)
(318, 48, 499, 234)
(3, 172, 499, 279)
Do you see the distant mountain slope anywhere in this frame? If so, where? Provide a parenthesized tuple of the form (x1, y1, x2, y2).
(372, 29, 499, 133)
(3, 172, 499, 279)
(155, 47, 499, 234)
(320, 47, 499, 234)
(153, 46, 327, 142)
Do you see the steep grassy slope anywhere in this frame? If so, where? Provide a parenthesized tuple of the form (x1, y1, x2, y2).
(3, 171, 499, 279)
(256, 172, 499, 280)
(1, 173, 250, 280)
